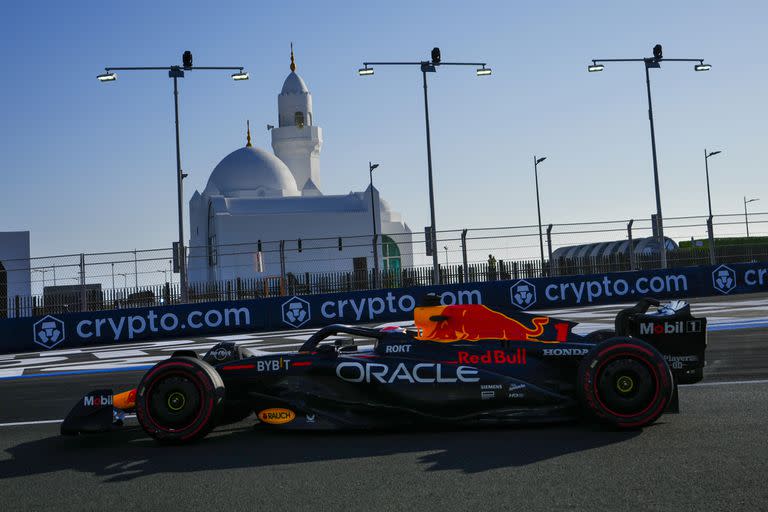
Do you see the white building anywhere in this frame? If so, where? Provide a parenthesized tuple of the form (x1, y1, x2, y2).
(188, 50, 412, 283)
(0, 231, 31, 318)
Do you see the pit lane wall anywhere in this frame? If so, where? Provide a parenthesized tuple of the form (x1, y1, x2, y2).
(1, 262, 766, 354)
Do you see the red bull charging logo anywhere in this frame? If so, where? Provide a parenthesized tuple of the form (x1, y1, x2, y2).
(414, 305, 550, 343)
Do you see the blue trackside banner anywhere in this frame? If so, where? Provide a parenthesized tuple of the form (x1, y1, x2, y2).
(1, 261, 766, 354)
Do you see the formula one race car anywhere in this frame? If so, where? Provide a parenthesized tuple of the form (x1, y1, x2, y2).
(61, 297, 706, 444)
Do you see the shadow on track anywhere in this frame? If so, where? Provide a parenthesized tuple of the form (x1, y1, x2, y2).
(0, 420, 641, 482)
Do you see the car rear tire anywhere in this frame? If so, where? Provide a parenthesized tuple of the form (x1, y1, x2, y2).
(578, 338, 673, 429)
(136, 357, 225, 444)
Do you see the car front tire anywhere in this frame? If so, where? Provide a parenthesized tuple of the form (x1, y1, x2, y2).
(136, 357, 225, 444)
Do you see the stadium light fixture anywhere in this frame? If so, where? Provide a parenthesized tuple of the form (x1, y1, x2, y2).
(586, 44, 711, 269)
(98, 51, 248, 302)
(357, 48, 491, 285)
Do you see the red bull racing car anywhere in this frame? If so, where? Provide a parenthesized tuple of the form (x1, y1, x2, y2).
(61, 298, 706, 444)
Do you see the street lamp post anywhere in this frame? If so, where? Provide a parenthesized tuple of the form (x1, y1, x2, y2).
(359, 48, 492, 285)
(369, 162, 380, 287)
(704, 149, 722, 263)
(588, 44, 711, 269)
(534, 156, 547, 275)
(744, 197, 759, 237)
(98, 51, 248, 303)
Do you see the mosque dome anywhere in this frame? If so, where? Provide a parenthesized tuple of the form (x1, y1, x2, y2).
(204, 146, 300, 198)
(280, 72, 309, 95)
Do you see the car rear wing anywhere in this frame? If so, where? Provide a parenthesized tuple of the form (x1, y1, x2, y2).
(616, 298, 706, 384)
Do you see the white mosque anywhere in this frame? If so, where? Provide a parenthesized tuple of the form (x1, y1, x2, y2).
(188, 50, 413, 283)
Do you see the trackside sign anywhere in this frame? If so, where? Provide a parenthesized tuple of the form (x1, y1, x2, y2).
(0, 261, 766, 354)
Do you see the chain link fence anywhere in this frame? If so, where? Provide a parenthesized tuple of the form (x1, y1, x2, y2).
(2, 211, 767, 318)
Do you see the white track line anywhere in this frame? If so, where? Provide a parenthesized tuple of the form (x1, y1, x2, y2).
(0, 419, 63, 427)
(689, 379, 768, 387)
(0, 414, 136, 428)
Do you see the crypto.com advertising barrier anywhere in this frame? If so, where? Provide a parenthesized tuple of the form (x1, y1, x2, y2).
(1, 261, 765, 354)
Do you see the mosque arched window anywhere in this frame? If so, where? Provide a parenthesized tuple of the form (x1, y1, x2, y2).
(207, 202, 217, 267)
(294, 111, 305, 128)
(382, 235, 402, 287)
(382, 235, 401, 272)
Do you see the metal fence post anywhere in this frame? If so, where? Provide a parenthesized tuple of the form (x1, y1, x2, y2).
(627, 219, 635, 271)
(279, 240, 286, 282)
(461, 229, 469, 282)
(133, 249, 138, 288)
(546, 224, 554, 277)
(80, 253, 87, 312)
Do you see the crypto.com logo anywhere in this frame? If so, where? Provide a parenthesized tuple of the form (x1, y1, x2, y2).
(712, 265, 737, 294)
(509, 280, 537, 310)
(281, 296, 311, 328)
(33, 315, 66, 349)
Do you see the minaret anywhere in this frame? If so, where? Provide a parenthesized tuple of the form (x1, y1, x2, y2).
(271, 44, 323, 196)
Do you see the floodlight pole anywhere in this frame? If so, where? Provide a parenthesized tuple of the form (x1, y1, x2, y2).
(369, 162, 380, 287)
(171, 69, 186, 302)
(533, 156, 546, 275)
(744, 197, 759, 237)
(588, 53, 710, 269)
(99, 60, 248, 303)
(643, 61, 666, 269)
(704, 149, 721, 264)
(421, 65, 439, 285)
(359, 55, 490, 285)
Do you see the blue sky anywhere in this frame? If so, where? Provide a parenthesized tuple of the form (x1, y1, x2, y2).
(1, 0, 765, 257)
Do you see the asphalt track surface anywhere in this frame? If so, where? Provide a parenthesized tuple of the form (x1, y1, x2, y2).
(1, 297, 767, 511)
